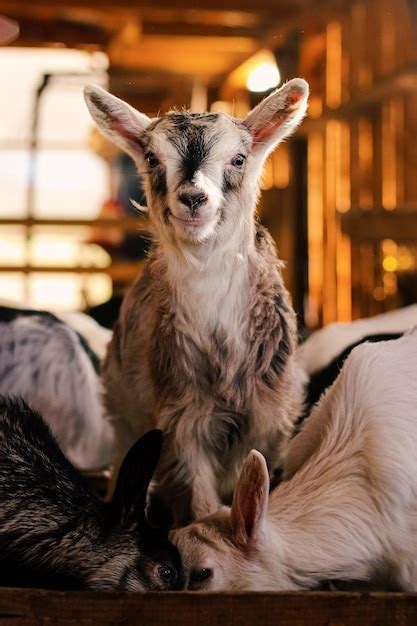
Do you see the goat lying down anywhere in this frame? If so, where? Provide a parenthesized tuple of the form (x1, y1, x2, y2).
(0, 396, 183, 591)
(0, 305, 113, 470)
(173, 330, 417, 591)
(84, 79, 309, 525)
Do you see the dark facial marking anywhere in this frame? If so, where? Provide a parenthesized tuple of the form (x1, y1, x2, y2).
(149, 168, 167, 199)
(135, 528, 184, 590)
(164, 113, 220, 182)
(222, 168, 244, 194)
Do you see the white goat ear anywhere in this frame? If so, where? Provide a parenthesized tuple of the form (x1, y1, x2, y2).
(84, 84, 152, 159)
(245, 78, 309, 158)
(231, 450, 269, 548)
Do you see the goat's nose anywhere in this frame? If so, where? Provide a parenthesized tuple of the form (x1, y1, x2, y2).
(178, 191, 207, 210)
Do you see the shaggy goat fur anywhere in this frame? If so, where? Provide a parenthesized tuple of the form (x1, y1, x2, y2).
(173, 331, 417, 591)
(0, 305, 113, 469)
(84, 79, 309, 525)
(0, 396, 183, 591)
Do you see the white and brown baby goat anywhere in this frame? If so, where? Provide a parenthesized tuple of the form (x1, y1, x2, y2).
(173, 331, 417, 591)
(84, 79, 309, 525)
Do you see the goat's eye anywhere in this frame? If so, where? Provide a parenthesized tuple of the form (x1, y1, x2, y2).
(146, 153, 159, 168)
(190, 568, 213, 584)
(231, 154, 246, 168)
(158, 564, 175, 584)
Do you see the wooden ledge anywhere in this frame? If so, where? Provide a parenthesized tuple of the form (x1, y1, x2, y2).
(0, 588, 417, 626)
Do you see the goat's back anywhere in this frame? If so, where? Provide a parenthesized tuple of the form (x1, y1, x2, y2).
(285, 332, 417, 502)
(0, 396, 103, 588)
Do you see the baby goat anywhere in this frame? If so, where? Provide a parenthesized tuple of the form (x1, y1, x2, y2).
(84, 79, 309, 525)
(173, 331, 417, 591)
(0, 396, 183, 591)
(0, 305, 113, 470)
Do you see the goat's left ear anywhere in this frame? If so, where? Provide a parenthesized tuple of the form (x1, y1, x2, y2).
(110, 429, 163, 526)
(231, 450, 270, 548)
(245, 78, 309, 159)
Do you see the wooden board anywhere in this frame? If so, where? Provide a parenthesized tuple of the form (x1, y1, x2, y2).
(1, 589, 417, 626)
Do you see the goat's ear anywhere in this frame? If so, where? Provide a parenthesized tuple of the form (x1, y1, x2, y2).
(110, 429, 163, 526)
(83, 84, 151, 159)
(245, 78, 309, 159)
(231, 450, 270, 548)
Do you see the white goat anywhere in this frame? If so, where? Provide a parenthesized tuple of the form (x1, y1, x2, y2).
(298, 304, 417, 374)
(173, 330, 417, 591)
(84, 79, 309, 524)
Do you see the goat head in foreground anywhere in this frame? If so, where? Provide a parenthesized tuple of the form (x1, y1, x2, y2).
(0, 397, 183, 591)
(173, 332, 417, 591)
(84, 79, 308, 526)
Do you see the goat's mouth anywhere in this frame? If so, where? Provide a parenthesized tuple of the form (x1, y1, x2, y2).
(168, 210, 210, 229)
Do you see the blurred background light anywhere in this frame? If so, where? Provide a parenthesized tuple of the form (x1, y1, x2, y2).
(246, 61, 280, 93)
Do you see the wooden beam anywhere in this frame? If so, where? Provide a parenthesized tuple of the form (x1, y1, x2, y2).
(0, 217, 145, 232)
(0, 263, 141, 281)
(341, 211, 417, 242)
(0, 0, 301, 12)
(142, 21, 261, 38)
(1, 588, 417, 626)
(9, 16, 109, 46)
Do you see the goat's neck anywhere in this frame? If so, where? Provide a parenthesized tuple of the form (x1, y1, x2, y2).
(156, 216, 257, 334)
(265, 442, 383, 589)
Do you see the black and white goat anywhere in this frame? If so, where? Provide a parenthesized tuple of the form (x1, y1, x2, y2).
(0, 396, 183, 591)
(0, 305, 113, 469)
(173, 330, 417, 591)
(84, 79, 309, 525)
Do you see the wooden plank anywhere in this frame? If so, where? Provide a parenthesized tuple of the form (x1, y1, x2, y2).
(342, 211, 417, 242)
(1, 589, 417, 626)
(0, 217, 145, 232)
(6, 16, 109, 46)
(0, 264, 141, 281)
(0, 0, 302, 12)
(142, 21, 261, 38)
(304, 62, 417, 132)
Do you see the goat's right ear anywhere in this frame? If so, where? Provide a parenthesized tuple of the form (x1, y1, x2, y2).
(83, 85, 151, 159)
(110, 429, 163, 527)
(231, 450, 270, 548)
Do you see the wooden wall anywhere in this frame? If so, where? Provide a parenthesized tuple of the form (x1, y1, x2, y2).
(305, 0, 417, 327)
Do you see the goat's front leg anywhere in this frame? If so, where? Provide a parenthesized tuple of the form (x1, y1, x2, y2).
(153, 411, 221, 526)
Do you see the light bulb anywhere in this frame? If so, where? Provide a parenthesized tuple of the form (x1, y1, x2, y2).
(246, 62, 280, 93)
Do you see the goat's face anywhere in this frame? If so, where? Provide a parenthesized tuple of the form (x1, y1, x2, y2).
(91, 429, 184, 591)
(171, 509, 243, 591)
(172, 451, 279, 592)
(138, 112, 252, 243)
(90, 525, 184, 591)
(84, 79, 309, 245)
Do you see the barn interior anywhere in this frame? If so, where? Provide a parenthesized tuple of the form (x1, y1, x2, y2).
(0, 0, 416, 332)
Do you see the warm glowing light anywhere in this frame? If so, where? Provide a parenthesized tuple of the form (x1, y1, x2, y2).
(398, 254, 414, 270)
(246, 62, 280, 93)
(382, 256, 398, 272)
(373, 287, 386, 301)
(326, 21, 342, 108)
(382, 239, 397, 255)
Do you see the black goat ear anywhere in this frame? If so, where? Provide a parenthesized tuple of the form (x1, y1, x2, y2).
(111, 429, 163, 526)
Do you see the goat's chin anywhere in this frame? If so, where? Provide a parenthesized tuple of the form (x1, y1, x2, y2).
(170, 214, 218, 244)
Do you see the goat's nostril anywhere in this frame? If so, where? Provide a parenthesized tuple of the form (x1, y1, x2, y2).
(179, 191, 207, 210)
